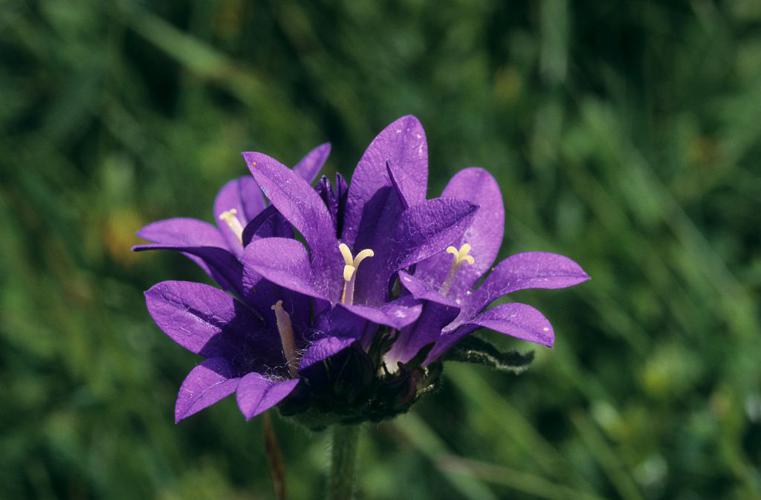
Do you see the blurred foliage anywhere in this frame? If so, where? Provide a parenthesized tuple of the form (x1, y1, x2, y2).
(2, 0, 761, 498)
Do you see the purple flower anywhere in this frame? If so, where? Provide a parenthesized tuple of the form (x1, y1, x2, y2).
(384, 168, 590, 366)
(145, 280, 301, 422)
(241, 116, 478, 315)
(134, 144, 331, 293)
(145, 277, 422, 422)
(137, 115, 590, 425)
(134, 142, 419, 422)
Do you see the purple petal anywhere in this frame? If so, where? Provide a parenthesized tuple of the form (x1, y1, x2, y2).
(351, 198, 477, 305)
(175, 358, 240, 423)
(236, 373, 299, 420)
(237, 274, 312, 348)
(241, 205, 277, 245)
(135, 218, 230, 279)
(475, 252, 590, 310)
(134, 244, 243, 294)
(386, 161, 410, 209)
(468, 303, 555, 346)
(346, 184, 407, 305)
(299, 336, 356, 370)
(416, 168, 504, 296)
(386, 300, 460, 366)
(241, 205, 295, 246)
(213, 176, 266, 255)
(398, 271, 460, 309)
(391, 198, 478, 270)
(137, 217, 227, 247)
(242, 237, 340, 303)
(243, 152, 343, 284)
(145, 280, 259, 356)
(294, 143, 331, 184)
(312, 305, 368, 339)
(339, 295, 423, 330)
(426, 302, 555, 363)
(343, 116, 428, 246)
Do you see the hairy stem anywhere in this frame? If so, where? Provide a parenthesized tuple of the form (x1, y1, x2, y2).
(328, 425, 360, 500)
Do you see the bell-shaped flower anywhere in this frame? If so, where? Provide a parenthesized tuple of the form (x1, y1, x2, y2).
(384, 167, 590, 366)
(145, 278, 421, 422)
(241, 116, 478, 330)
(133, 144, 331, 293)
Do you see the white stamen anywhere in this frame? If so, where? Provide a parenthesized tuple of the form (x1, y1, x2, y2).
(339, 243, 374, 305)
(440, 243, 475, 296)
(271, 300, 298, 377)
(218, 208, 245, 244)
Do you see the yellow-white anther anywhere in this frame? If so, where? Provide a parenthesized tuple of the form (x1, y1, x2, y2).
(218, 208, 245, 244)
(440, 243, 475, 296)
(338, 243, 374, 305)
(271, 300, 298, 377)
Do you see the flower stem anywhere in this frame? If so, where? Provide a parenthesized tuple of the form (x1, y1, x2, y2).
(263, 413, 287, 500)
(328, 425, 360, 500)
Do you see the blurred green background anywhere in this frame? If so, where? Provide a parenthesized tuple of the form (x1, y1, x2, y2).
(2, 0, 761, 498)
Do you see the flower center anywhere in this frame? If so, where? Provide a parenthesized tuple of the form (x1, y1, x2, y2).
(271, 300, 299, 377)
(218, 208, 244, 244)
(338, 243, 374, 305)
(439, 243, 475, 296)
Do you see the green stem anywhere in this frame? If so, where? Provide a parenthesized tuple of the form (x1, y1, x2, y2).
(328, 425, 360, 500)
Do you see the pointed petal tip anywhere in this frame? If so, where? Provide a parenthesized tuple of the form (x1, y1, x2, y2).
(143, 282, 162, 298)
(135, 219, 169, 240)
(242, 151, 271, 170)
(464, 200, 480, 215)
(308, 142, 332, 161)
(173, 400, 203, 424)
(387, 114, 426, 137)
(539, 330, 556, 349)
(241, 151, 257, 165)
(377, 114, 426, 141)
(564, 262, 591, 286)
(395, 114, 423, 126)
(236, 373, 299, 420)
(173, 359, 240, 423)
(299, 336, 356, 371)
(132, 243, 164, 252)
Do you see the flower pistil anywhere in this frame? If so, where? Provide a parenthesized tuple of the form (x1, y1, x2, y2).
(218, 208, 245, 244)
(339, 243, 374, 305)
(271, 300, 298, 376)
(440, 243, 474, 295)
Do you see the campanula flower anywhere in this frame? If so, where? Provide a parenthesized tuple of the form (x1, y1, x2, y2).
(134, 144, 330, 293)
(384, 167, 590, 366)
(145, 276, 422, 422)
(137, 115, 589, 426)
(242, 116, 478, 315)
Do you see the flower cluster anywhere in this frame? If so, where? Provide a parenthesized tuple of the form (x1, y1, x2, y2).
(135, 116, 589, 428)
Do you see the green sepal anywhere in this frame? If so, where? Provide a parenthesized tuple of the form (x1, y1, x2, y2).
(444, 336, 534, 374)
